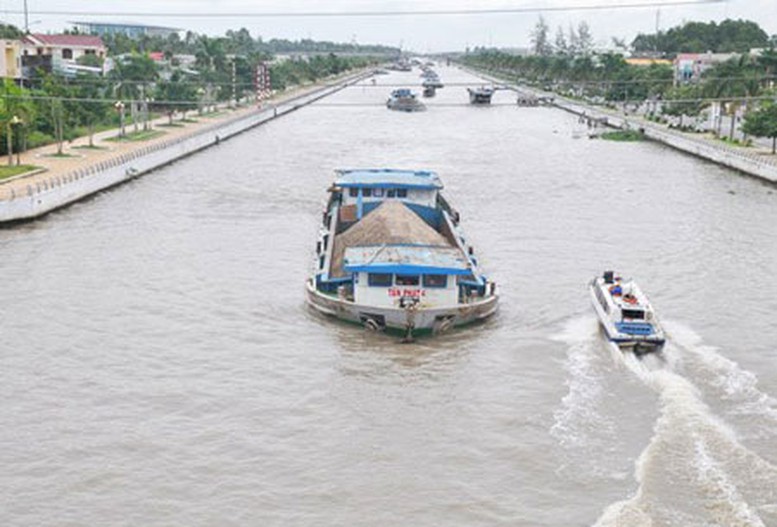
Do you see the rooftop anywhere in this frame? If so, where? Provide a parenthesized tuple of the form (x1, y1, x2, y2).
(70, 21, 181, 31)
(24, 33, 105, 48)
(344, 244, 471, 275)
(335, 168, 442, 189)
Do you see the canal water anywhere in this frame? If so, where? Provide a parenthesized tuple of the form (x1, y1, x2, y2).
(2, 66, 776, 526)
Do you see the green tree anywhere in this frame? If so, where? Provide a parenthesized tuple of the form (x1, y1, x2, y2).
(0, 23, 23, 39)
(531, 16, 552, 56)
(109, 54, 159, 131)
(632, 19, 769, 55)
(74, 76, 111, 147)
(703, 55, 762, 136)
(155, 72, 198, 124)
(38, 75, 76, 155)
(0, 80, 34, 164)
(742, 102, 777, 153)
(662, 85, 706, 127)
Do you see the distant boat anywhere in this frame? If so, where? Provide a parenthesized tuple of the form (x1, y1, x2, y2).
(468, 86, 495, 104)
(589, 271, 666, 355)
(306, 169, 498, 339)
(422, 86, 436, 98)
(387, 61, 412, 72)
(386, 89, 426, 112)
(422, 76, 444, 89)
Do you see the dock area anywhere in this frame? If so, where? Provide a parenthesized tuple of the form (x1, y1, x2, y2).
(0, 69, 372, 223)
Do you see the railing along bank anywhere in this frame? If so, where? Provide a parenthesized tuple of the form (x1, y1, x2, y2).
(464, 64, 777, 185)
(0, 70, 373, 223)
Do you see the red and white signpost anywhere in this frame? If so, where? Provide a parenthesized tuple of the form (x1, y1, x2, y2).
(255, 63, 271, 108)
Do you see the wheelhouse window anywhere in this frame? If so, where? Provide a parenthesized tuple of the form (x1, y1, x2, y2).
(622, 309, 645, 320)
(368, 273, 392, 287)
(348, 188, 358, 197)
(423, 274, 448, 288)
(363, 188, 372, 197)
(373, 188, 384, 197)
(396, 188, 408, 198)
(386, 189, 396, 198)
(396, 275, 419, 286)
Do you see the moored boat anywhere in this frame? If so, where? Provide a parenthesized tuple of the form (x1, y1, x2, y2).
(589, 271, 666, 354)
(468, 86, 495, 104)
(306, 169, 498, 339)
(386, 89, 426, 112)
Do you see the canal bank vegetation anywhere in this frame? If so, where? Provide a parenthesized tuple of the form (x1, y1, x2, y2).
(599, 130, 645, 142)
(461, 18, 777, 150)
(0, 164, 39, 180)
(742, 102, 777, 153)
(0, 24, 388, 163)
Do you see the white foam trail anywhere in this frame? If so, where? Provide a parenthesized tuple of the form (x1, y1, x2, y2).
(665, 320, 777, 424)
(593, 343, 777, 527)
(550, 317, 614, 451)
(693, 438, 766, 527)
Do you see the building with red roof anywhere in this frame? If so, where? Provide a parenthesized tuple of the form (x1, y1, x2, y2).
(22, 33, 106, 63)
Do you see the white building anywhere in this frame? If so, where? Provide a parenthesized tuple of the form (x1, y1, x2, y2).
(22, 33, 106, 63)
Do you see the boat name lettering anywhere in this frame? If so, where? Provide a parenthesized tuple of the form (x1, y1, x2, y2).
(388, 288, 426, 298)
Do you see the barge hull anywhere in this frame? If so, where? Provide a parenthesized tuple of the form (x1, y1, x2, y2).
(306, 280, 498, 336)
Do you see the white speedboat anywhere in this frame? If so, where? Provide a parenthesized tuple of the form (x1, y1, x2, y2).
(306, 169, 498, 339)
(589, 271, 666, 354)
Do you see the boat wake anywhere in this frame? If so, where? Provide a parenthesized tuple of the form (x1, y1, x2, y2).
(665, 321, 777, 437)
(550, 316, 618, 475)
(592, 329, 777, 527)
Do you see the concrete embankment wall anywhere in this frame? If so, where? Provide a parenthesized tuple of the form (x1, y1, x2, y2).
(0, 71, 371, 223)
(547, 97, 777, 185)
(469, 67, 777, 185)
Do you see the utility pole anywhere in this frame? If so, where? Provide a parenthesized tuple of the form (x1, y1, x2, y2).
(24, 0, 29, 33)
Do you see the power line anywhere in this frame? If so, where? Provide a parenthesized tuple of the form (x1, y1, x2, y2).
(3, 93, 775, 106)
(4, 1, 724, 19)
(14, 73, 777, 91)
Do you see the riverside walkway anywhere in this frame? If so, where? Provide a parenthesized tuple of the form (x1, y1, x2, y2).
(471, 67, 777, 185)
(0, 69, 372, 221)
(0, 104, 255, 201)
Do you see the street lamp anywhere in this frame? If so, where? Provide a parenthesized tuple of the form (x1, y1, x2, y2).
(196, 87, 205, 116)
(114, 101, 126, 138)
(11, 115, 23, 166)
(143, 96, 152, 131)
(7, 115, 22, 167)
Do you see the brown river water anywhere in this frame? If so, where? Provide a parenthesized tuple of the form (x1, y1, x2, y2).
(2, 66, 776, 526)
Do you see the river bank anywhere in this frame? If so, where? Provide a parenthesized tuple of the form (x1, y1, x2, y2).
(465, 66, 777, 185)
(0, 68, 374, 223)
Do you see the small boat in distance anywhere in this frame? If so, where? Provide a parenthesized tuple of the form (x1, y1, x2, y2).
(468, 86, 495, 104)
(589, 271, 666, 355)
(306, 169, 498, 339)
(422, 76, 444, 89)
(386, 89, 426, 112)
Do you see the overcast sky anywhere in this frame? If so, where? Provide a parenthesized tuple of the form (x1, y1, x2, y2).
(2, 0, 775, 51)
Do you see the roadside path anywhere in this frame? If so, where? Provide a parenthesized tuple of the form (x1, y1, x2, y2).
(0, 75, 354, 202)
(469, 66, 777, 183)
